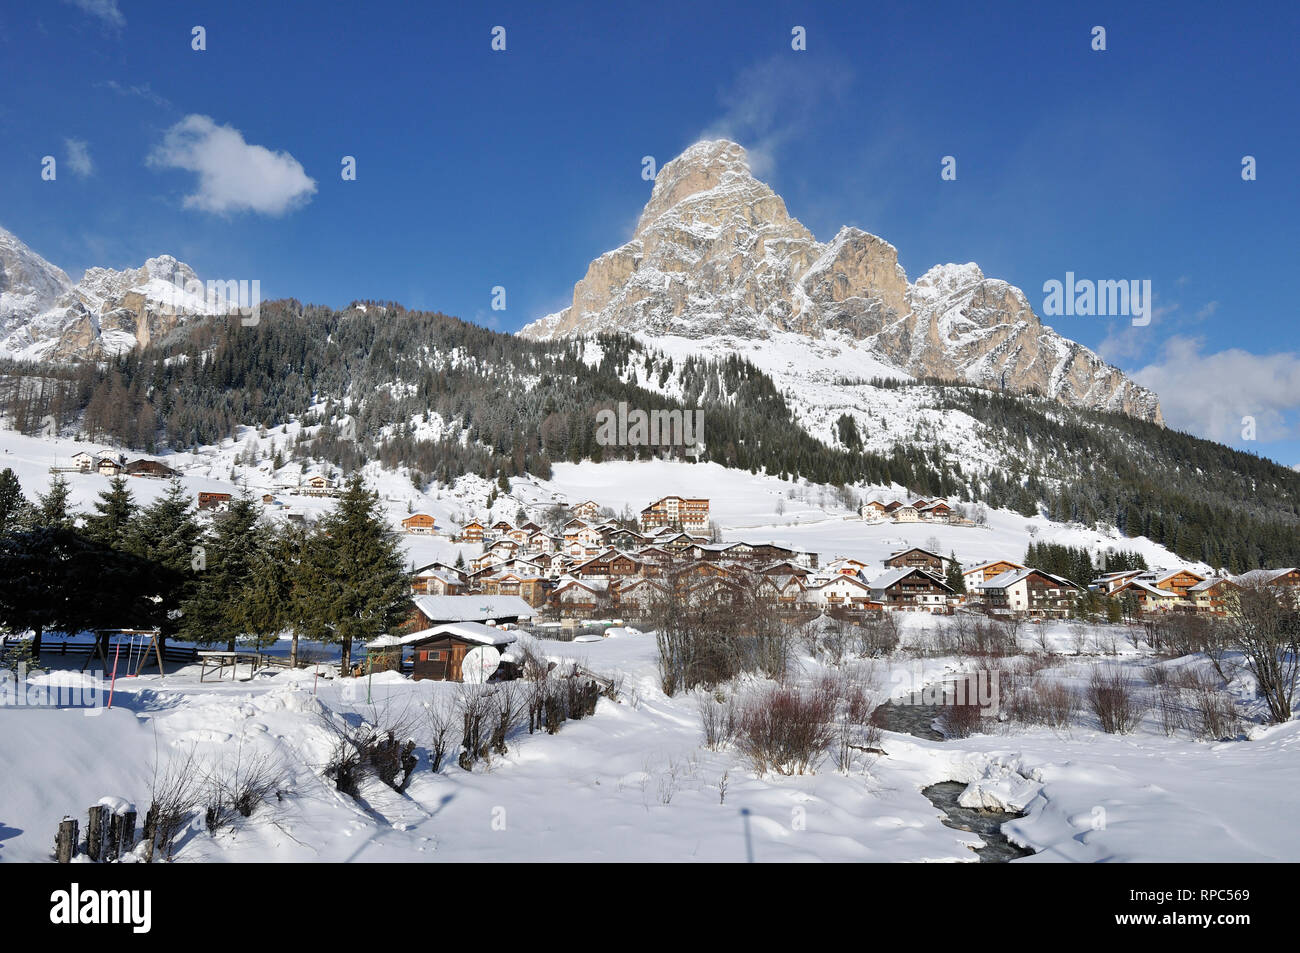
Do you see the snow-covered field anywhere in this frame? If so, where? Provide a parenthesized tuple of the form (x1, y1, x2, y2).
(0, 427, 1281, 864)
(3, 617, 1297, 863)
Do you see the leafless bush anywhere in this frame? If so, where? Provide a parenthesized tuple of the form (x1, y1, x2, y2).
(489, 682, 527, 755)
(1221, 585, 1300, 723)
(1154, 613, 1215, 658)
(1009, 677, 1079, 730)
(201, 739, 284, 832)
(1034, 623, 1053, 655)
(425, 694, 458, 773)
(321, 701, 421, 793)
(514, 636, 552, 682)
(1154, 685, 1186, 736)
(937, 690, 984, 738)
(830, 675, 881, 773)
(1069, 624, 1089, 656)
(697, 691, 739, 751)
(1191, 686, 1242, 741)
(861, 612, 901, 657)
(456, 684, 496, 770)
(142, 744, 202, 862)
(736, 683, 837, 776)
(1142, 664, 1170, 688)
(1087, 666, 1148, 734)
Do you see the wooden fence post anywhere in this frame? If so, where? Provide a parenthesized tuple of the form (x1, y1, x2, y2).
(55, 817, 78, 863)
(87, 804, 107, 861)
(118, 808, 137, 857)
(141, 803, 158, 863)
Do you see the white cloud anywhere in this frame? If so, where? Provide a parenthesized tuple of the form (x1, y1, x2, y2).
(700, 56, 852, 178)
(1135, 335, 1300, 443)
(95, 79, 170, 107)
(63, 0, 124, 28)
(64, 138, 93, 177)
(148, 115, 316, 216)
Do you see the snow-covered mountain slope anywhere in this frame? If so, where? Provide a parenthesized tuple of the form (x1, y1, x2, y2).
(0, 226, 225, 362)
(0, 226, 73, 341)
(520, 140, 1162, 423)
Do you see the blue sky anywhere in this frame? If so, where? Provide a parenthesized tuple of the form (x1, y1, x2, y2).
(2, 0, 1297, 464)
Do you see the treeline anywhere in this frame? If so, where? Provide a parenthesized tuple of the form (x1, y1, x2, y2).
(0, 469, 409, 670)
(0, 303, 958, 494)
(3, 302, 1299, 573)
(1024, 541, 1148, 587)
(945, 388, 1300, 572)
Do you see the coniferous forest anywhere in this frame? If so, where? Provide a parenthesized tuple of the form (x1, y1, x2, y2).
(0, 301, 1297, 572)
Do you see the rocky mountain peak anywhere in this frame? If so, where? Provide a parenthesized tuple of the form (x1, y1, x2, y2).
(521, 141, 1163, 423)
(0, 231, 219, 362)
(0, 226, 73, 329)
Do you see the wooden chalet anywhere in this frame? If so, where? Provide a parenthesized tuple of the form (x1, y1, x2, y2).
(401, 513, 438, 535)
(402, 622, 519, 682)
(124, 459, 179, 479)
(869, 567, 954, 612)
(197, 491, 232, 511)
(883, 548, 947, 572)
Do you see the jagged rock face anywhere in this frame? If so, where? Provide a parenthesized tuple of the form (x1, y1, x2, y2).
(0, 236, 221, 362)
(521, 140, 1163, 423)
(0, 227, 73, 340)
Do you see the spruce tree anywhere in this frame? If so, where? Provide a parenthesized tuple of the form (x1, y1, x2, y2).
(126, 479, 202, 650)
(85, 476, 137, 548)
(182, 495, 265, 649)
(33, 474, 75, 529)
(0, 468, 28, 536)
(298, 476, 409, 672)
(945, 551, 966, 594)
(241, 520, 306, 664)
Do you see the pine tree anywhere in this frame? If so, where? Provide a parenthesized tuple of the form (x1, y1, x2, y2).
(126, 479, 202, 650)
(945, 551, 966, 594)
(33, 474, 75, 530)
(241, 520, 305, 663)
(0, 468, 28, 536)
(297, 476, 409, 672)
(85, 476, 137, 548)
(182, 495, 265, 649)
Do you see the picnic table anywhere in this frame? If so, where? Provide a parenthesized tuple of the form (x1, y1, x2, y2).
(197, 650, 290, 682)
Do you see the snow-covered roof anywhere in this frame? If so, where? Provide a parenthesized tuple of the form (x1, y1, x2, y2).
(869, 566, 949, 590)
(411, 594, 536, 623)
(372, 622, 518, 649)
(1233, 568, 1299, 586)
(964, 559, 1025, 575)
(976, 568, 1079, 591)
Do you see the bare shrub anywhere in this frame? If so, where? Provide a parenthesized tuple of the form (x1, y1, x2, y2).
(489, 682, 527, 755)
(201, 739, 284, 832)
(1154, 613, 1215, 658)
(425, 694, 457, 773)
(1034, 623, 1053, 656)
(142, 745, 202, 862)
(1142, 664, 1170, 688)
(1069, 624, 1089, 656)
(1155, 684, 1185, 736)
(697, 691, 738, 751)
(1010, 677, 1080, 730)
(860, 612, 901, 657)
(1087, 666, 1148, 734)
(937, 690, 984, 738)
(456, 684, 496, 770)
(829, 673, 880, 773)
(736, 683, 837, 776)
(1191, 686, 1242, 741)
(1221, 585, 1300, 724)
(321, 700, 421, 793)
